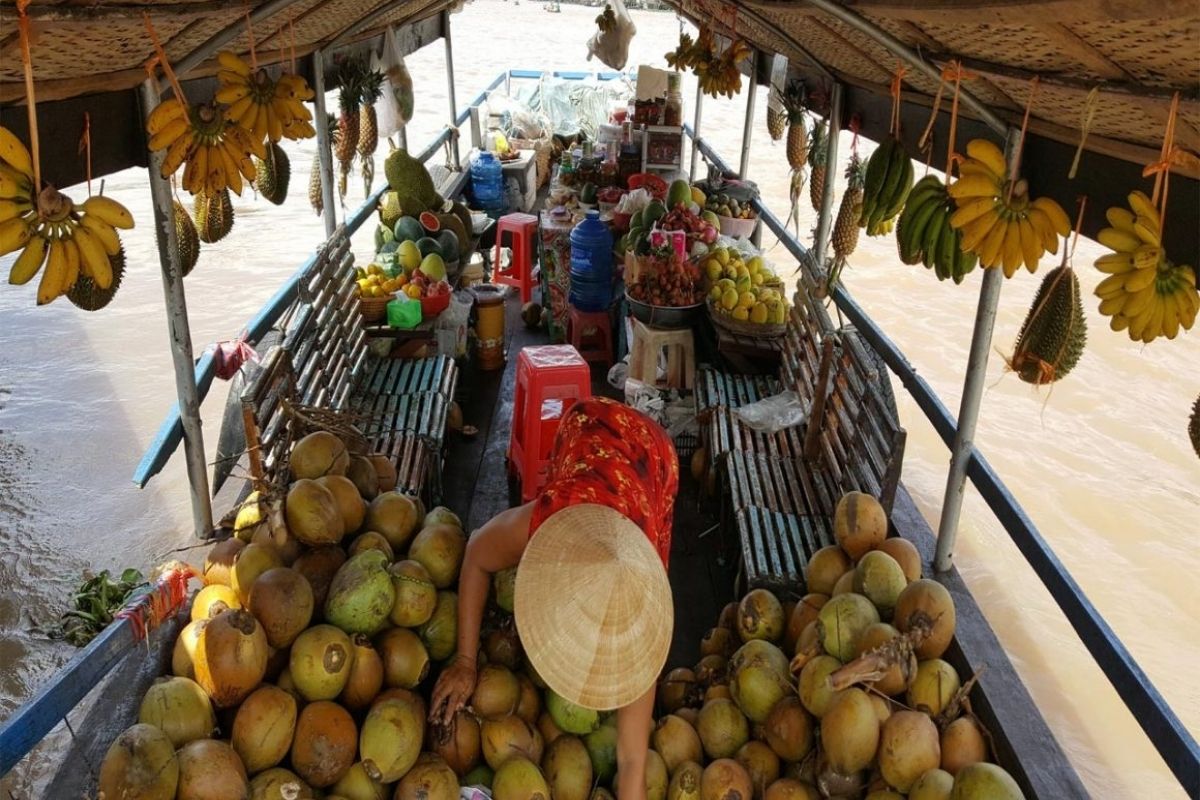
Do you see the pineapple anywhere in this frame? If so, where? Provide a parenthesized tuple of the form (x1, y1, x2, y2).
(827, 154, 866, 293)
(782, 80, 808, 170)
(357, 70, 384, 193)
(808, 121, 828, 213)
(309, 113, 339, 216)
(334, 59, 363, 180)
(766, 87, 786, 142)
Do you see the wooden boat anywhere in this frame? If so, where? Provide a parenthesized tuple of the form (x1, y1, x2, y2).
(0, 2, 1197, 798)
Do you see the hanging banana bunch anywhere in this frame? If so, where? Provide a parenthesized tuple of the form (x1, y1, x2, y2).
(664, 28, 749, 99)
(146, 96, 264, 197)
(1, 127, 133, 305)
(215, 51, 315, 145)
(595, 5, 617, 33)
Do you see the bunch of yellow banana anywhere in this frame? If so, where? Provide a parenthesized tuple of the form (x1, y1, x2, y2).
(215, 51, 315, 144)
(1093, 190, 1198, 342)
(946, 139, 1071, 278)
(1, 126, 133, 305)
(147, 96, 265, 196)
(663, 30, 749, 99)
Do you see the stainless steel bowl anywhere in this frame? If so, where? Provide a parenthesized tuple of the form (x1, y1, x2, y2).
(625, 292, 704, 329)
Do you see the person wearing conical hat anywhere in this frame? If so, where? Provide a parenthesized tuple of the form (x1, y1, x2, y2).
(430, 396, 678, 800)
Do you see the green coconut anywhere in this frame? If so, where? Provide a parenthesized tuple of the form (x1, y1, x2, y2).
(584, 723, 618, 785)
(137, 676, 216, 748)
(360, 697, 425, 782)
(419, 591, 458, 661)
(389, 559, 438, 627)
(729, 660, 790, 724)
(949, 763, 1024, 800)
(542, 735, 592, 800)
(98, 723, 179, 800)
(408, 523, 467, 588)
(492, 757, 550, 800)
(494, 567, 517, 612)
(736, 589, 785, 643)
(817, 593, 880, 662)
(324, 549, 396, 636)
(696, 698, 750, 760)
(546, 689, 601, 735)
(854, 551, 907, 618)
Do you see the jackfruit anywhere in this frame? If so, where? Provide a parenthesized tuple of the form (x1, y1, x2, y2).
(195, 188, 234, 244)
(255, 143, 290, 206)
(1008, 265, 1086, 385)
(383, 148, 442, 214)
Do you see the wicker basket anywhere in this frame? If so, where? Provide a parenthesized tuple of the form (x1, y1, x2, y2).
(359, 293, 396, 324)
(510, 137, 554, 189)
(707, 299, 787, 338)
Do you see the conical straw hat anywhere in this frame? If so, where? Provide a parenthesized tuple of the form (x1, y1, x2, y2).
(514, 503, 674, 711)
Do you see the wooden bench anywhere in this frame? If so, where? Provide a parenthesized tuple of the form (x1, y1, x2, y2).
(703, 279, 906, 593)
(239, 224, 458, 503)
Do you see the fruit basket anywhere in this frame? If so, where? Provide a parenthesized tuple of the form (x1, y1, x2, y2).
(626, 292, 703, 330)
(707, 298, 787, 338)
(359, 293, 397, 323)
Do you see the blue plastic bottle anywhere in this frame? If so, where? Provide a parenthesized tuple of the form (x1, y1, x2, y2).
(470, 151, 506, 219)
(569, 210, 614, 312)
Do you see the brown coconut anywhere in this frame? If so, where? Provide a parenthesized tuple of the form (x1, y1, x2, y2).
(653, 714, 703, 773)
(948, 763, 1023, 799)
(286, 479, 345, 546)
(232, 685, 298, 774)
(137, 676, 216, 748)
(291, 545, 346, 612)
(701, 758, 753, 800)
(659, 667, 698, 713)
(329, 761, 386, 800)
(538, 711, 565, 745)
(701, 627, 737, 658)
(875, 538, 922, 582)
(249, 767, 315, 800)
(833, 492, 888, 559)
(735, 741, 780, 799)
(855, 623, 914, 697)
(940, 717, 987, 776)
(703, 686, 730, 703)
(369, 454, 398, 492)
(434, 711, 483, 776)
(409, 523, 467, 588)
(291, 700, 357, 787)
(340, 634, 385, 711)
(669, 761, 704, 800)
(542, 734, 593, 800)
(893, 579, 957, 661)
(176, 739, 249, 800)
(172, 620, 206, 679)
(878, 710, 941, 792)
(389, 559, 438, 627)
(783, 594, 828, 654)
(289, 624, 354, 701)
(203, 538, 246, 587)
(736, 589, 785, 643)
(869, 694, 895, 725)
(797, 655, 842, 718)
(831, 571, 855, 596)
(98, 723, 179, 800)
(193, 609, 268, 708)
(820, 689, 880, 775)
(290, 430, 349, 479)
(482, 715, 544, 770)
(695, 654, 727, 687)
(366, 491, 421, 551)
(763, 696, 813, 762)
(376, 627, 431, 689)
(316, 474, 366, 535)
(907, 660, 960, 718)
(396, 754, 460, 800)
(492, 756, 550, 800)
(908, 768, 954, 800)
(347, 455, 380, 501)
(419, 590, 458, 660)
(516, 674, 541, 724)
(804, 546, 851, 596)
(191, 584, 242, 622)
(473, 664, 522, 720)
(486, 626, 525, 670)
(248, 567, 314, 648)
(348, 530, 395, 561)
(763, 779, 819, 800)
(696, 698, 750, 760)
(646, 749, 669, 800)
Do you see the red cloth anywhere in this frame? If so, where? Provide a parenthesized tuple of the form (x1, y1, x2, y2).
(529, 396, 679, 567)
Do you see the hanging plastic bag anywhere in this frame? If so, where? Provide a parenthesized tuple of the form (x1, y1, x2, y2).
(376, 27, 414, 138)
(586, 0, 636, 71)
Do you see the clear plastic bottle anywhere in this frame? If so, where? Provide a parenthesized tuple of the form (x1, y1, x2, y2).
(664, 72, 683, 127)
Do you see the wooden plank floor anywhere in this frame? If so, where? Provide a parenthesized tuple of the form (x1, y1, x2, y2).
(441, 291, 735, 671)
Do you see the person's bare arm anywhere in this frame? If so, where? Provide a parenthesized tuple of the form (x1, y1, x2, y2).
(429, 502, 533, 725)
(615, 686, 656, 800)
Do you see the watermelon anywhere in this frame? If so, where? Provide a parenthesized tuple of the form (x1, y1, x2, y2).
(416, 237, 443, 259)
(380, 240, 400, 255)
(393, 216, 424, 244)
(437, 230, 460, 262)
(420, 211, 442, 233)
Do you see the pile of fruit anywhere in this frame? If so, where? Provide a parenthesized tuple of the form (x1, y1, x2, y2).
(704, 193, 754, 221)
(702, 248, 789, 326)
(628, 254, 704, 307)
(355, 264, 403, 299)
(619, 181, 723, 259)
(652, 491, 1026, 800)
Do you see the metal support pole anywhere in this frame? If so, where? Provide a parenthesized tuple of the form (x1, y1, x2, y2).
(689, 82, 704, 181)
(443, 10, 460, 167)
(398, 127, 408, 152)
(738, 50, 758, 178)
(935, 129, 1019, 572)
(312, 49, 337, 237)
(812, 83, 842, 270)
(138, 80, 213, 541)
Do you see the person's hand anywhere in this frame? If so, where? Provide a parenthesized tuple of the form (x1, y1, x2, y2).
(430, 655, 477, 727)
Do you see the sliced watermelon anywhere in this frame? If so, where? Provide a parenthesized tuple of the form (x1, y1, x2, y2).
(419, 210, 442, 233)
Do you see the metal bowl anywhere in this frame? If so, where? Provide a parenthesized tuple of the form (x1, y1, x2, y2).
(625, 292, 703, 329)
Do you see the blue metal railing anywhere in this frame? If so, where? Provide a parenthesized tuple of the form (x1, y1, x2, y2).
(689, 128, 1199, 797)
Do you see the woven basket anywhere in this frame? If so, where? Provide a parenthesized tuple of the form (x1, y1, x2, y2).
(359, 293, 396, 324)
(707, 299, 787, 339)
(510, 137, 554, 189)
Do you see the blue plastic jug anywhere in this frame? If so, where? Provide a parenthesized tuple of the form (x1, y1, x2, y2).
(569, 210, 614, 312)
(471, 151, 506, 218)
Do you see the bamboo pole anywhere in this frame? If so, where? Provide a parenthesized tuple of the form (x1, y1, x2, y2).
(443, 9, 460, 167)
(138, 79, 214, 540)
(739, 49, 758, 178)
(689, 81, 704, 181)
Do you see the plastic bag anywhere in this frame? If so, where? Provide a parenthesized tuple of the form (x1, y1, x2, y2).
(733, 391, 808, 434)
(436, 290, 474, 357)
(376, 27, 414, 138)
(586, 0, 636, 71)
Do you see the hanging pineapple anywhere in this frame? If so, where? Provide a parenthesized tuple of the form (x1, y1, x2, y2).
(808, 120, 828, 213)
(782, 80, 808, 171)
(334, 58, 364, 200)
(357, 70, 384, 194)
(826, 154, 866, 293)
(766, 87, 786, 142)
(309, 113, 339, 216)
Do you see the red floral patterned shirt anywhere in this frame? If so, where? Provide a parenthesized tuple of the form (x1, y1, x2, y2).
(529, 397, 679, 567)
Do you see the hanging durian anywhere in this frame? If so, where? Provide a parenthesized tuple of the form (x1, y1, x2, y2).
(68, 246, 125, 311)
(1006, 265, 1087, 385)
(173, 199, 200, 275)
(256, 142, 291, 206)
(195, 188, 234, 244)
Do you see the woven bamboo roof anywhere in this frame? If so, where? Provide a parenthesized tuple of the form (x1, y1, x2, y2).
(0, 0, 458, 104)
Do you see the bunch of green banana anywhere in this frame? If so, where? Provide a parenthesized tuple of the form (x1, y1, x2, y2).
(895, 175, 978, 283)
(1093, 190, 1198, 342)
(859, 136, 914, 236)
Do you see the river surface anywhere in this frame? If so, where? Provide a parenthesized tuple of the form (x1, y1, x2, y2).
(0, 2, 1196, 797)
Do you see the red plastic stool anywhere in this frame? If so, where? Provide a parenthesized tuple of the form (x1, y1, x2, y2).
(493, 213, 539, 303)
(567, 305, 614, 367)
(508, 344, 592, 501)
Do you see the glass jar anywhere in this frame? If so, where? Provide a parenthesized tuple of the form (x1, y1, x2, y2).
(557, 151, 575, 188)
(664, 73, 683, 127)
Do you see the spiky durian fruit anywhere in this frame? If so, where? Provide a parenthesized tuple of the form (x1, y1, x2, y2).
(256, 142, 291, 206)
(173, 200, 200, 275)
(68, 246, 125, 311)
(1007, 265, 1087, 385)
(195, 188, 234, 244)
